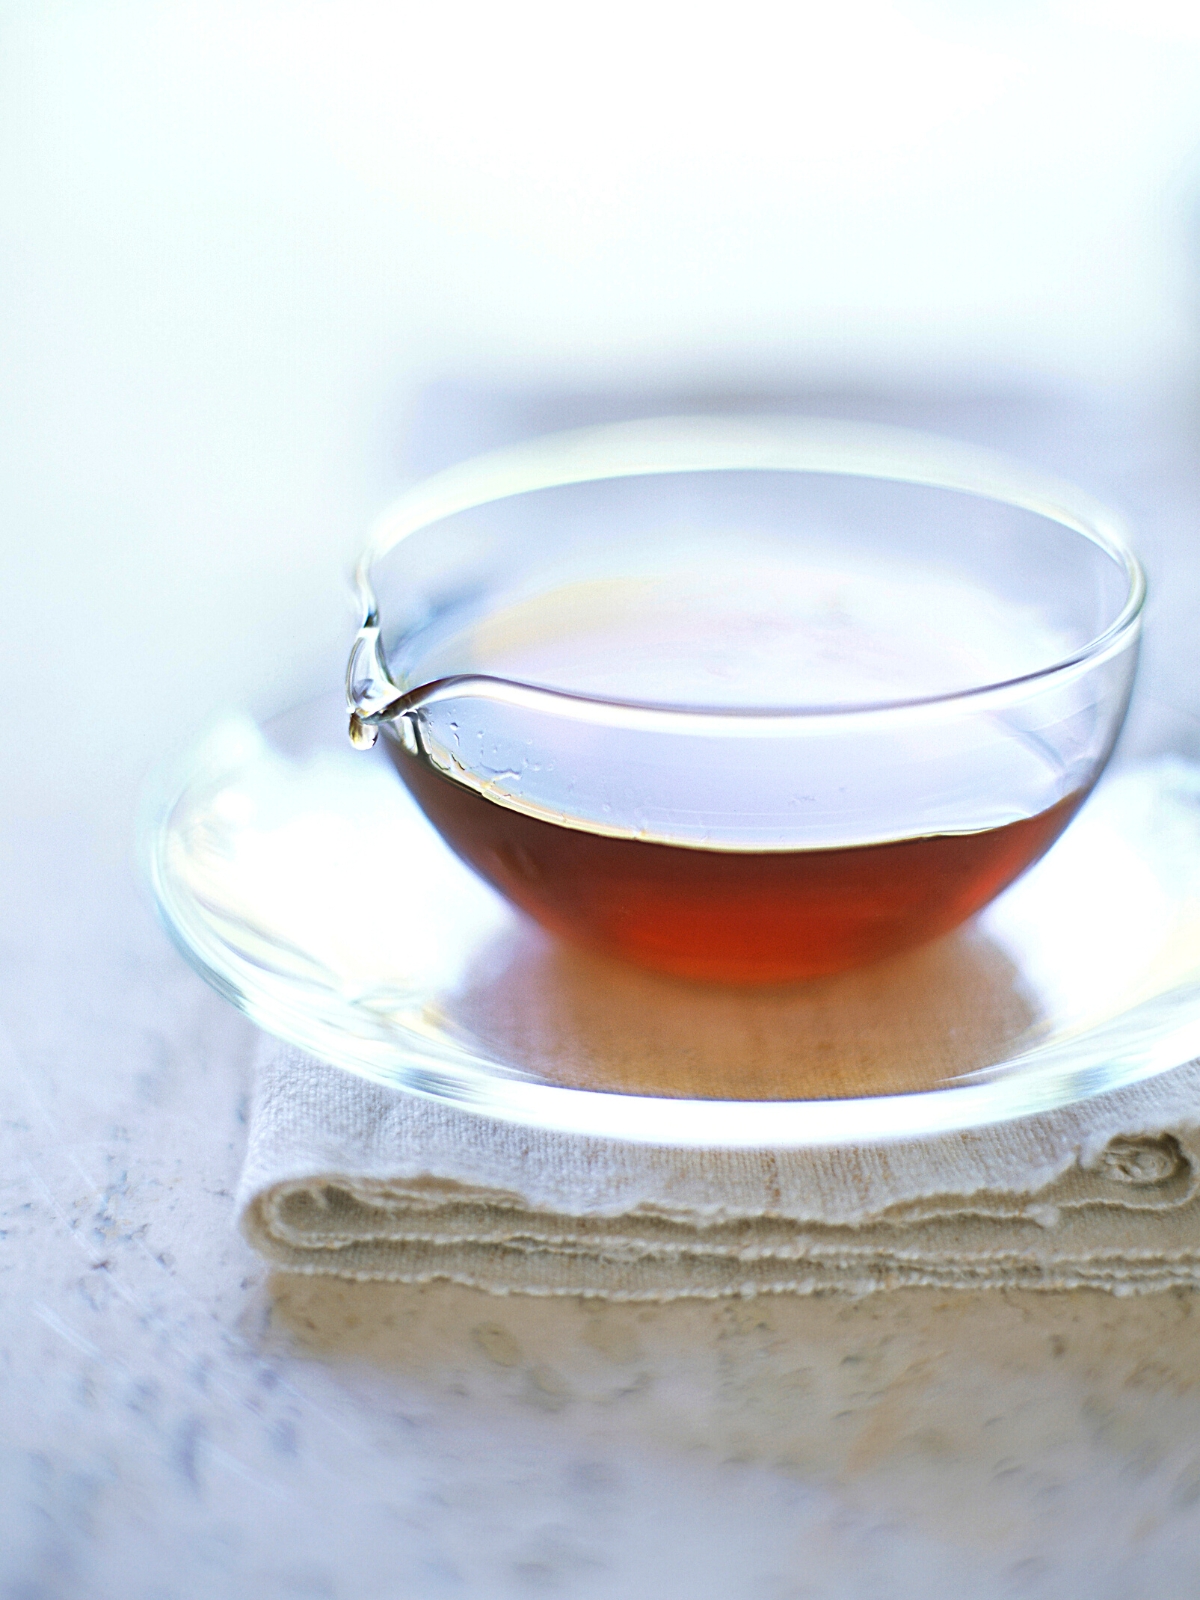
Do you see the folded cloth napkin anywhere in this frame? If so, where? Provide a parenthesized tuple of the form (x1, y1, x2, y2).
(238, 1038, 1200, 1297)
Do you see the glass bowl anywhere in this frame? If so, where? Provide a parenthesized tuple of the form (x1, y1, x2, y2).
(346, 416, 1144, 985)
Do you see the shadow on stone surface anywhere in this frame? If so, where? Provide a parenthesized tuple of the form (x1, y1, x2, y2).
(263, 1273, 1200, 1551)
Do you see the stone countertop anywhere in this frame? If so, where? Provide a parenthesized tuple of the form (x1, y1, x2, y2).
(5, 820, 1200, 1600)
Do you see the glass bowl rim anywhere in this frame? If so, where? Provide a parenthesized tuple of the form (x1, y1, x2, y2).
(348, 413, 1146, 736)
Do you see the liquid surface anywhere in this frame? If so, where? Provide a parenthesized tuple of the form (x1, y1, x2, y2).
(395, 562, 1087, 852)
(389, 741, 1084, 983)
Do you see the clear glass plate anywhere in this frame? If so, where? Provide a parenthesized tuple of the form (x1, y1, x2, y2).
(144, 691, 1200, 1147)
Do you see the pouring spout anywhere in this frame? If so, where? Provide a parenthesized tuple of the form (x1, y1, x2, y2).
(345, 610, 403, 749)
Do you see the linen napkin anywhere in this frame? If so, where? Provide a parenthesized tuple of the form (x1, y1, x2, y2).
(239, 1038, 1200, 1297)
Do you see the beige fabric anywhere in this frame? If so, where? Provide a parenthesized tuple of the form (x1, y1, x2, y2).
(238, 1038, 1200, 1297)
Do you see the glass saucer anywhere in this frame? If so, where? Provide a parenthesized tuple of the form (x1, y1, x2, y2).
(144, 692, 1200, 1147)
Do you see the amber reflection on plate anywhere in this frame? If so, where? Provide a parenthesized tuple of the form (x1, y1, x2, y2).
(439, 922, 1041, 1101)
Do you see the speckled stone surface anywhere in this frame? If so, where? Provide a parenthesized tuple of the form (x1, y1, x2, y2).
(5, 817, 1200, 1600)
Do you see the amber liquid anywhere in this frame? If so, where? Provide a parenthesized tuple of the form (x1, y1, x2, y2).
(389, 742, 1084, 984)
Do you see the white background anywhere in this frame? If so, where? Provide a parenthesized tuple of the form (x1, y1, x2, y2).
(4, 1, 1200, 821)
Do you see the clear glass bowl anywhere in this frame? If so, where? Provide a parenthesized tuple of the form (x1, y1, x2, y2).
(346, 416, 1144, 984)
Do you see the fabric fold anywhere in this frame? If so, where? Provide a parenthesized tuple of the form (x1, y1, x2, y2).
(238, 1040, 1200, 1297)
